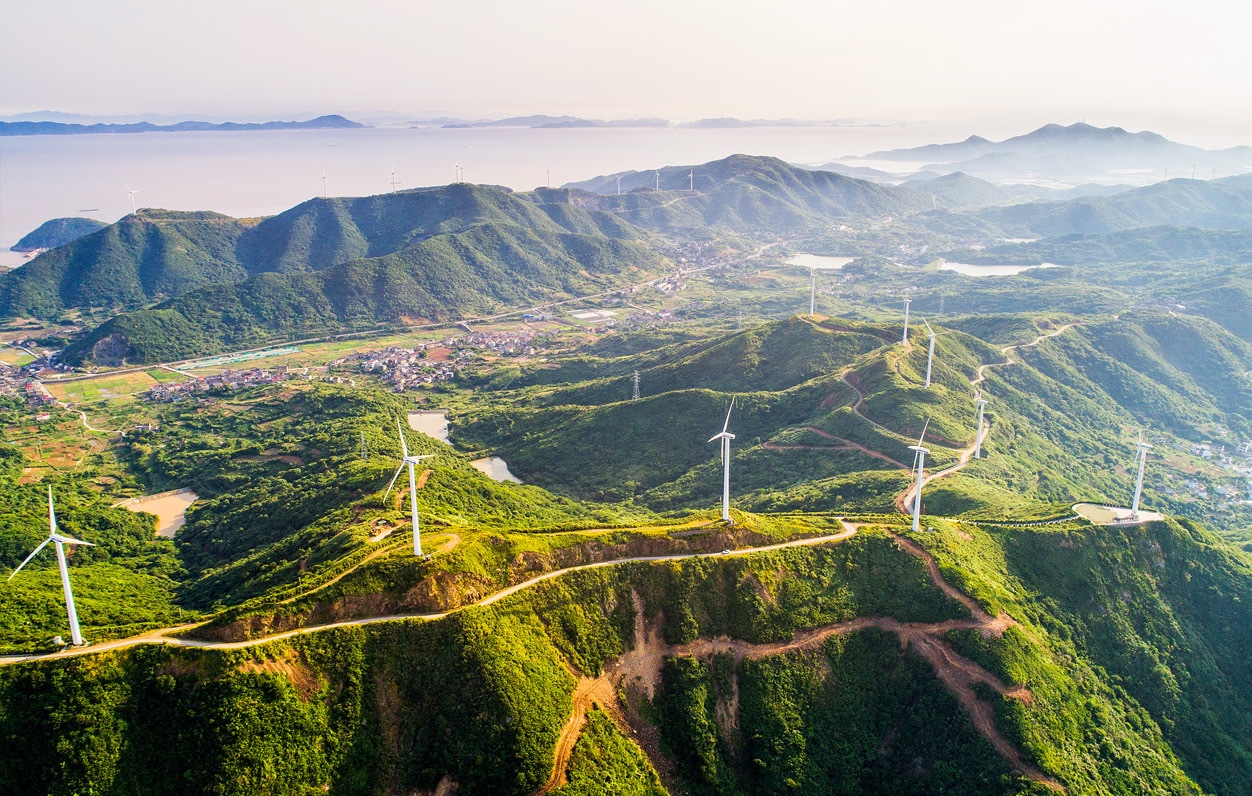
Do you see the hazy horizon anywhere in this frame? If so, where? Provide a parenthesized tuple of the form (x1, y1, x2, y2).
(4, 1, 1251, 149)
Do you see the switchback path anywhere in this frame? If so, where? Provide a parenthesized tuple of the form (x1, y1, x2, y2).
(537, 528, 1061, 793)
(897, 322, 1082, 514)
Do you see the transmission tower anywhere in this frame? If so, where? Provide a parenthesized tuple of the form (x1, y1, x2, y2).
(632, 370, 640, 401)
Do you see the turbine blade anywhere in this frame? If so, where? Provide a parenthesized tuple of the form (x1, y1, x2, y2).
(383, 462, 405, 503)
(8, 538, 51, 581)
(722, 399, 734, 434)
(397, 418, 408, 458)
(47, 485, 57, 534)
(50, 533, 94, 547)
(918, 418, 930, 447)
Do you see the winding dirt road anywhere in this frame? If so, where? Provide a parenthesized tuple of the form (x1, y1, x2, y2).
(0, 526, 858, 667)
(534, 528, 1062, 793)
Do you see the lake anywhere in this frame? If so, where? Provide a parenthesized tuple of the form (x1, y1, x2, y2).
(0, 122, 1000, 263)
(471, 457, 522, 483)
(408, 410, 452, 445)
(787, 254, 857, 270)
(938, 262, 1062, 277)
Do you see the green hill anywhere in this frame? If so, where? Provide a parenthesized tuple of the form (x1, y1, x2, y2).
(59, 187, 667, 365)
(936, 175, 1252, 238)
(457, 313, 1251, 532)
(2, 184, 660, 325)
(10, 217, 107, 252)
(567, 154, 933, 234)
(3, 516, 1251, 795)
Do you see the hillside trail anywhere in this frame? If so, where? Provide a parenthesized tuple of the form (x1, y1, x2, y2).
(537, 525, 1062, 794)
(894, 322, 1081, 516)
(277, 532, 461, 606)
(0, 527, 859, 666)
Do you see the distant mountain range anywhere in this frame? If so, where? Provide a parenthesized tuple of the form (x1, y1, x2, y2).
(845, 122, 1252, 185)
(0, 114, 365, 136)
(934, 174, 1252, 237)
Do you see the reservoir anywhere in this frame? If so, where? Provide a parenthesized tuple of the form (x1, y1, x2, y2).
(788, 254, 857, 270)
(408, 410, 452, 445)
(938, 261, 1061, 277)
(471, 457, 522, 483)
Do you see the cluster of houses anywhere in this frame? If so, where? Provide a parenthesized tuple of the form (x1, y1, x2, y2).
(147, 367, 290, 402)
(347, 329, 546, 391)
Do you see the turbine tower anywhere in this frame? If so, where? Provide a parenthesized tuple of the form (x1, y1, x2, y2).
(655, 170, 660, 191)
(809, 268, 816, 317)
(708, 400, 736, 523)
(1130, 434, 1153, 519)
(617, 175, 622, 195)
(902, 298, 912, 345)
(923, 319, 936, 388)
(8, 487, 95, 647)
(974, 398, 988, 459)
(907, 421, 931, 533)
(384, 419, 436, 556)
(125, 186, 138, 215)
(322, 172, 328, 198)
(688, 169, 694, 191)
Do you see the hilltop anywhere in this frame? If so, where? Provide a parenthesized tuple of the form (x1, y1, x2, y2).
(10, 217, 106, 252)
(565, 154, 933, 233)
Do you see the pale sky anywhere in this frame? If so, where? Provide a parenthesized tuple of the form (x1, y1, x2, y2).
(4, 0, 1252, 142)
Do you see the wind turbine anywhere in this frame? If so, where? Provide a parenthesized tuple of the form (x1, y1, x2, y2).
(808, 267, 817, 317)
(125, 186, 138, 215)
(616, 175, 622, 195)
(708, 400, 736, 523)
(383, 419, 436, 556)
(8, 487, 95, 647)
(655, 170, 660, 191)
(688, 169, 694, 191)
(1130, 433, 1153, 519)
(902, 298, 911, 345)
(322, 172, 328, 198)
(390, 168, 400, 192)
(908, 421, 931, 533)
(922, 319, 937, 388)
(974, 398, 988, 459)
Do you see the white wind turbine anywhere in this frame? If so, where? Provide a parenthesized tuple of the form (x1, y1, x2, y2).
(1130, 433, 1153, 519)
(655, 170, 660, 191)
(902, 298, 911, 345)
(908, 420, 931, 533)
(688, 169, 694, 191)
(616, 175, 622, 195)
(383, 419, 436, 556)
(8, 487, 95, 647)
(974, 398, 988, 459)
(125, 185, 138, 215)
(808, 267, 817, 317)
(708, 400, 736, 523)
(922, 318, 936, 388)
(390, 168, 401, 192)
